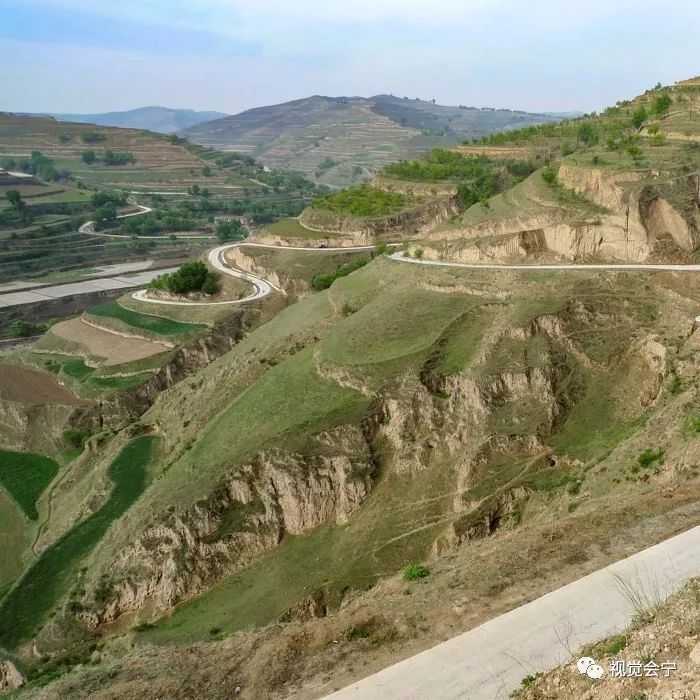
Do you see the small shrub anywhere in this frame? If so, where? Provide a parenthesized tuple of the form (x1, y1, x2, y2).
(601, 634, 627, 655)
(509, 673, 542, 697)
(342, 624, 372, 641)
(541, 167, 558, 185)
(565, 475, 584, 495)
(133, 622, 156, 632)
(413, 248, 424, 260)
(683, 414, 700, 438)
(638, 448, 664, 468)
(561, 142, 574, 156)
(341, 302, 356, 316)
(667, 373, 682, 395)
(403, 564, 429, 581)
(63, 428, 92, 451)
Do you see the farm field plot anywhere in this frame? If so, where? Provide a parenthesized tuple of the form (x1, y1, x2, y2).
(0, 450, 59, 521)
(47, 317, 171, 366)
(0, 363, 89, 405)
(262, 218, 328, 239)
(23, 352, 166, 394)
(0, 436, 159, 650)
(86, 300, 203, 337)
(0, 489, 26, 592)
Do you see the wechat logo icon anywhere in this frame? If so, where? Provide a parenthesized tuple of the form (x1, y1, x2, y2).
(577, 657, 605, 680)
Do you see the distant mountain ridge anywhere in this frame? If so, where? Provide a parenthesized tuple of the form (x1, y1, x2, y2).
(180, 94, 563, 186)
(25, 106, 228, 134)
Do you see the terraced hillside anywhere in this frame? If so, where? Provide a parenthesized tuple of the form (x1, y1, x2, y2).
(411, 78, 700, 265)
(0, 115, 325, 288)
(180, 95, 559, 187)
(2, 250, 700, 698)
(0, 113, 294, 196)
(0, 78, 699, 700)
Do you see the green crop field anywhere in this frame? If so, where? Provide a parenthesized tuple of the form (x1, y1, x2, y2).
(30, 353, 162, 395)
(87, 300, 203, 337)
(263, 218, 327, 239)
(89, 373, 155, 390)
(0, 436, 158, 650)
(0, 451, 59, 521)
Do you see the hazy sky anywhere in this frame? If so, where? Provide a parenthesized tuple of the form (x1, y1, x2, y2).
(2, 0, 698, 115)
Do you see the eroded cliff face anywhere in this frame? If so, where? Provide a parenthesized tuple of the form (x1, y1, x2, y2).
(79, 425, 376, 627)
(49, 301, 667, 645)
(0, 400, 78, 453)
(0, 660, 24, 693)
(224, 248, 310, 297)
(423, 165, 698, 264)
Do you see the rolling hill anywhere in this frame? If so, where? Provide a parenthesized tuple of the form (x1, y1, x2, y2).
(1, 77, 699, 700)
(28, 107, 228, 134)
(180, 95, 561, 187)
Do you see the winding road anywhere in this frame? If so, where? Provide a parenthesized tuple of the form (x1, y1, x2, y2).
(133, 242, 388, 307)
(83, 203, 700, 314)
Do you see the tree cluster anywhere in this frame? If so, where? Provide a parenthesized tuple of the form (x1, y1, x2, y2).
(148, 260, 220, 296)
(216, 219, 246, 243)
(311, 184, 407, 217)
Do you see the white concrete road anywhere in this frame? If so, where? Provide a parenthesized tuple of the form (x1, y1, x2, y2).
(324, 525, 700, 700)
(389, 250, 700, 272)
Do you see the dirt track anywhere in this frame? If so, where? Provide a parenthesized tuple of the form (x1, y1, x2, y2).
(0, 364, 89, 405)
(50, 318, 169, 366)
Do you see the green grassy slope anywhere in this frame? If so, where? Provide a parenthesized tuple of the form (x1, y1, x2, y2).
(126, 258, 682, 647)
(0, 490, 27, 593)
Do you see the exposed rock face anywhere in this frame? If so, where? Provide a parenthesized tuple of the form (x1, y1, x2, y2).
(224, 248, 310, 298)
(0, 660, 24, 693)
(83, 426, 375, 626)
(299, 196, 460, 239)
(646, 196, 699, 250)
(0, 399, 77, 453)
